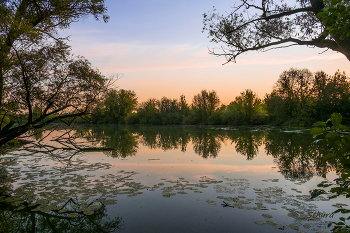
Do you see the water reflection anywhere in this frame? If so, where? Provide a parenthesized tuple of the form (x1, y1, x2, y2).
(43, 126, 344, 183)
(137, 126, 191, 152)
(231, 130, 264, 160)
(0, 154, 124, 233)
(0, 199, 123, 233)
(79, 127, 139, 158)
(191, 130, 224, 158)
(2, 126, 350, 232)
(77, 126, 332, 180)
(264, 131, 330, 182)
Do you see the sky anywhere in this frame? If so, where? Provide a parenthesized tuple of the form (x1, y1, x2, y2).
(61, 0, 350, 105)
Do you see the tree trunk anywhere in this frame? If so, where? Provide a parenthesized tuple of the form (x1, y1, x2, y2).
(0, 67, 3, 107)
(334, 37, 350, 61)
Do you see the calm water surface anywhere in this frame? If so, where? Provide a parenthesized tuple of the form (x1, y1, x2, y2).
(0, 125, 348, 233)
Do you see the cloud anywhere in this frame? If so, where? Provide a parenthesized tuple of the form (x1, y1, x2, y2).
(70, 39, 348, 74)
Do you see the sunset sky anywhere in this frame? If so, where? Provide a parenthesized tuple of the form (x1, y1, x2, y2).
(62, 0, 350, 105)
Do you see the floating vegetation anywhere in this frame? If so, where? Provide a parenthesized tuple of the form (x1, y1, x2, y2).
(280, 130, 307, 133)
(206, 200, 216, 205)
(214, 185, 236, 194)
(288, 224, 299, 230)
(262, 214, 273, 219)
(266, 221, 278, 226)
(1, 133, 346, 233)
(177, 191, 188, 195)
(162, 192, 176, 198)
(69, 213, 78, 218)
(332, 203, 348, 208)
(214, 178, 250, 194)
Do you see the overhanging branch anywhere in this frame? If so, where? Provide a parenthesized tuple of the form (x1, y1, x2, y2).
(225, 7, 313, 34)
(210, 37, 341, 63)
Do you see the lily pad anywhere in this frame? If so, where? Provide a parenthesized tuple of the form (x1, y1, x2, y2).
(262, 214, 273, 219)
(206, 200, 216, 205)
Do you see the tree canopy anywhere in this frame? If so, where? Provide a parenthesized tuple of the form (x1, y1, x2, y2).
(91, 89, 138, 124)
(202, 0, 350, 63)
(317, 0, 350, 40)
(0, 0, 109, 145)
(0, 0, 108, 105)
(0, 43, 109, 146)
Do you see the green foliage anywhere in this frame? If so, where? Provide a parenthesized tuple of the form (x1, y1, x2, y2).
(230, 89, 264, 125)
(266, 68, 315, 124)
(90, 68, 349, 128)
(125, 112, 140, 125)
(92, 89, 137, 124)
(137, 98, 161, 125)
(317, 0, 350, 40)
(310, 113, 350, 198)
(191, 90, 220, 124)
(0, 44, 109, 146)
(203, 0, 350, 63)
(265, 69, 350, 126)
(220, 105, 241, 125)
(310, 189, 326, 199)
(93, 89, 270, 126)
(0, 0, 110, 146)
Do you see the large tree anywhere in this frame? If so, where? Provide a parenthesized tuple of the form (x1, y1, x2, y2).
(265, 68, 315, 122)
(0, 43, 109, 146)
(202, 0, 350, 63)
(0, 0, 109, 145)
(232, 89, 262, 124)
(192, 90, 220, 123)
(0, 0, 108, 105)
(92, 89, 138, 124)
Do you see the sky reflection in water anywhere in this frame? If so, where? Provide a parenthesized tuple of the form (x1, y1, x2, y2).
(1, 126, 349, 233)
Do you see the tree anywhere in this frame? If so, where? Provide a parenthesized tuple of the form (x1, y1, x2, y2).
(179, 95, 189, 116)
(0, 0, 109, 145)
(191, 90, 220, 123)
(274, 68, 313, 99)
(310, 113, 350, 230)
(312, 70, 350, 119)
(232, 89, 262, 124)
(137, 98, 161, 125)
(202, 0, 350, 63)
(0, 43, 109, 146)
(92, 89, 138, 123)
(158, 97, 182, 125)
(317, 0, 350, 40)
(266, 68, 315, 121)
(0, 0, 108, 105)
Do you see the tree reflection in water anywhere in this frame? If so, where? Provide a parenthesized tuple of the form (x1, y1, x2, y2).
(191, 129, 224, 159)
(0, 132, 124, 233)
(229, 130, 264, 160)
(78, 125, 333, 180)
(2, 126, 349, 232)
(264, 130, 331, 182)
(0, 198, 123, 233)
(78, 126, 139, 158)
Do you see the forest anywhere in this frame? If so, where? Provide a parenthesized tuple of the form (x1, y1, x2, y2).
(89, 68, 350, 127)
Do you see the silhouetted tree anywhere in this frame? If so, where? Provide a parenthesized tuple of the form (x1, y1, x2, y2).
(231, 89, 263, 124)
(0, 0, 108, 106)
(92, 89, 137, 123)
(191, 90, 220, 124)
(0, 45, 109, 146)
(203, 0, 350, 64)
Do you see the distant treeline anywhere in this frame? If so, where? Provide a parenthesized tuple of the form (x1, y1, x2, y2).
(88, 68, 350, 126)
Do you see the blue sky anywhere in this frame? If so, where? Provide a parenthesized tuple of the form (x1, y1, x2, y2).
(61, 0, 350, 104)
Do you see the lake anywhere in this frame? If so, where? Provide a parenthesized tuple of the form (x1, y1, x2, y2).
(0, 125, 348, 233)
